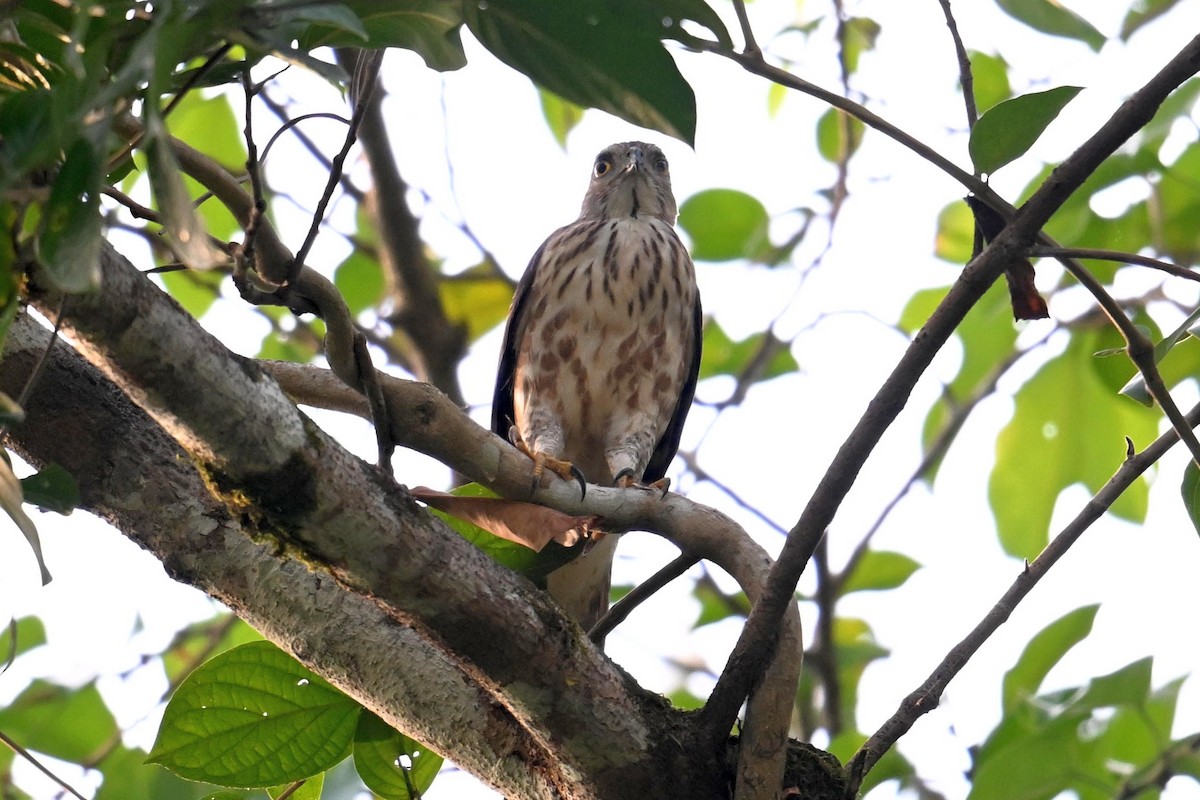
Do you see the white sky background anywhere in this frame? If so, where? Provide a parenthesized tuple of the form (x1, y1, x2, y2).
(3, 0, 1200, 798)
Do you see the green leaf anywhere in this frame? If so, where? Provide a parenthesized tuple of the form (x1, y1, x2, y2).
(0, 680, 118, 762)
(0, 616, 47, 672)
(1181, 460, 1200, 537)
(539, 89, 585, 148)
(968, 710, 1099, 800)
(143, 110, 225, 270)
(989, 328, 1156, 558)
(0, 452, 51, 584)
(334, 250, 386, 315)
(839, 17, 880, 74)
(268, 774, 323, 800)
(160, 268, 224, 319)
(931, 199, 976, 264)
(969, 85, 1083, 174)
(994, 0, 1105, 50)
(816, 108, 864, 164)
(698, 323, 797, 383)
(970, 51, 1012, 114)
(1078, 656, 1152, 710)
(839, 550, 920, 595)
(693, 581, 749, 627)
(678, 189, 770, 262)
(1150, 140, 1200, 266)
(1001, 604, 1098, 714)
(1120, 0, 1183, 39)
(299, 0, 467, 71)
(464, 0, 697, 144)
(440, 264, 516, 344)
(20, 462, 80, 514)
(96, 744, 232, 800)
(37, 137, 102, 292)
(149, 641, 360, 787)
(353, 710, 443, 800)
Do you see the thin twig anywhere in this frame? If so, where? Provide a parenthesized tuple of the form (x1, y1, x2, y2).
(937, 0, 978, 128)
(846, 398, 1200, 787)
(240, 65, 267, 266)
(731, 0, 760, 57)
(835, 329, 1054, 590)
(289, 50, 382, 284)
(0, 730, 88, 800)
(1030, 246, 1200, 283)
(589, 553, 698, 642)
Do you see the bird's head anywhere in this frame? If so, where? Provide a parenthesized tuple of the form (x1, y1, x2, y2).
(578, 141, 677, 223)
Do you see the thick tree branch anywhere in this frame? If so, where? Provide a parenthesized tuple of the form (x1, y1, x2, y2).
(702, 34, 1200, 749)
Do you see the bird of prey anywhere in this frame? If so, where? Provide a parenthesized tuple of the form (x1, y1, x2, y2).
(492, 141, 703, 635)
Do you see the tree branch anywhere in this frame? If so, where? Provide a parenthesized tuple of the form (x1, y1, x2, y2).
(846, 399, 1200, 787)
(701, 33, 1200, 750)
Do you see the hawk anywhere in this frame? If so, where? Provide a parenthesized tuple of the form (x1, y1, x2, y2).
(492, 141, 703, 634)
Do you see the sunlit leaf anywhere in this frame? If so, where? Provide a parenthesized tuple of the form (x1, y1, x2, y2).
(969, 85, 1083, 174)
(354, 710, 443, 799)
(969, 51, 1012, 114)
(1181, 460, 1200, 537)
(1001, 604, 1098, 714)
(968, 710, 1100, 800)
(989, 328, 1155, 558)
(693, 581, 749, 627)
(440, 264, 515, 343)
(994, 0, 1105, 50)
(464, 0, 697, 144)
(1150, 140, 1200, 266)
(679, 189, 770, 262)
(268, 773, 323, 800)
(932, 200, 976, 264)
(698, 323, 797, 382)
(839, 17, 880, 74)
(816, 108, 864, 164)
(0, 616, 46, 673)
(160, 268, 224, 319)
(1078, 656, 1152, 710)
(839, 550, 920, 595)
(539, 89, 585, 148)
(335, 249, 386, 315)
(149, 641, 359, 787)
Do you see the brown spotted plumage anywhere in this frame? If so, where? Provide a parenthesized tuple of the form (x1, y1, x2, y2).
(492, 142, 703, 635)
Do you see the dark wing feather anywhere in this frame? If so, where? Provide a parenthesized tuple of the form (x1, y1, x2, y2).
(491, 242, 548, 438)
(643, 293, 703, 483)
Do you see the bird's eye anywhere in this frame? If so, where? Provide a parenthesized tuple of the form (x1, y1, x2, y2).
(594, 159, 612, 177)
(654, 158, 668, 173)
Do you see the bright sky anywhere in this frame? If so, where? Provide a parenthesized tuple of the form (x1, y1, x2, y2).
(2, 1, 1200, 798)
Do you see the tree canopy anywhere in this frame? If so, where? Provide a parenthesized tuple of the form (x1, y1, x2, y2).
(1, 1, 1200, 798)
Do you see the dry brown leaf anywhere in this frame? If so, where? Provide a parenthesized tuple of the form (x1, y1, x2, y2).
(411, 486, 600, 551)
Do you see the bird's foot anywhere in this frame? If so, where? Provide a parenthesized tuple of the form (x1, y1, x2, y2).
(510, 428, 587, 498)
(614, 469, 671, 498)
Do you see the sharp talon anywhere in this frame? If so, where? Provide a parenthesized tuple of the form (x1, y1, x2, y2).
(614, 468, 637, 489)
(570, 465, 587, 499)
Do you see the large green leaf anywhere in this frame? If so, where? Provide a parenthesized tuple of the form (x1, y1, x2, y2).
(299, 0, 467, 71)
(0, 680, 118, 762)
(994, 0, 1105, 50)
(968, 709, 1102, 800)
(353, 711, 443, 799)
(678, 189, 770, 262)
(989, 328, 1156, 558)
(1001, 604, 1098, 714)
(464, 0, 698, 144)
(149, 641, 360, 787)
(969, 85, 1083, 174)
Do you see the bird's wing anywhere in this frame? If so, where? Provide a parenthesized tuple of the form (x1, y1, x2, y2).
(643, 289, 703, 483)
(491, 240, 549, 438)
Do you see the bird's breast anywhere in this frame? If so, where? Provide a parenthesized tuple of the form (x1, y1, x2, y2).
(514, 218, 697, 480)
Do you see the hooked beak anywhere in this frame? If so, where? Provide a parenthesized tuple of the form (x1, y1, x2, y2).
(625, 146, 644, 172)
